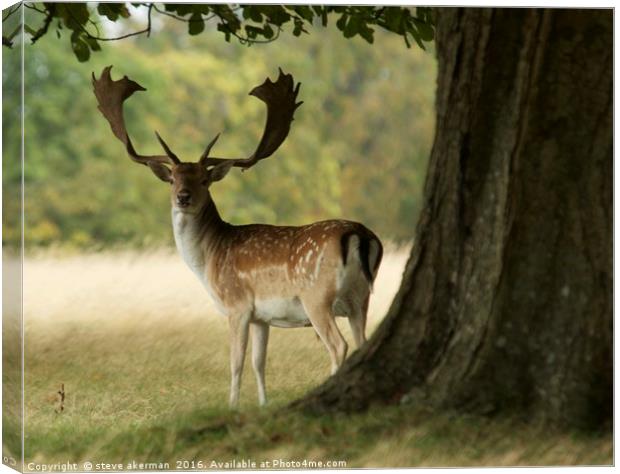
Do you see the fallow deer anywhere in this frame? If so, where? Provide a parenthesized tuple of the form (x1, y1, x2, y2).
(92, 66, 383, 407)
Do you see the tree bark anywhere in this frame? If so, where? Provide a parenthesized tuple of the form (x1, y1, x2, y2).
(295, 8, 612, 429)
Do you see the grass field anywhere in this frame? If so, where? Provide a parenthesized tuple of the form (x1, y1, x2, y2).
(11, 246, 612, 468)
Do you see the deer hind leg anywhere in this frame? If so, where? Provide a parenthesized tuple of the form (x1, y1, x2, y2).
(349, 294, 369, 349)
(228, 310, 251, 408)
(302, 298, 347, 375)
(333, 234, 375, 349)
(250, 321, 269, 406)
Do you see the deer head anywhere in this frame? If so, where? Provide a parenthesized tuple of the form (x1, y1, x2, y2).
(92, 66, 302, 212)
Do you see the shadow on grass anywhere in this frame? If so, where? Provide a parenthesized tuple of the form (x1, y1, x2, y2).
(79, 402, 612, 468)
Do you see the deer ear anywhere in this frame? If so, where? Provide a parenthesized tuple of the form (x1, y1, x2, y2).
(148, 162, 172, 183)
(209, 162, 233, 183)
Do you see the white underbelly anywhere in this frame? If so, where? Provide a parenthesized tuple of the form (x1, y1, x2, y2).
(254, 297, 311, 328)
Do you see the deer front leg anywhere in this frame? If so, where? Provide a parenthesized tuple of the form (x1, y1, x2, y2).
(228, 310, 251, 408)
(250, 321, 270, 406)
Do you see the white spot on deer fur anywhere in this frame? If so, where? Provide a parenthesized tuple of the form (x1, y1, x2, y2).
(313, 249, 325, 279)
(305, 250, 313, 262)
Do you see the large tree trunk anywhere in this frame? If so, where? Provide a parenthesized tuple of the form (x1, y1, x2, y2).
(296, 8, 612, 429)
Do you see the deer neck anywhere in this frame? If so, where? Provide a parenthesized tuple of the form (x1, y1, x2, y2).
(171, 194, 229, 279)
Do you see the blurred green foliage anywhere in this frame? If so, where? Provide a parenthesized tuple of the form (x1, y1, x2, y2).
(12, 3, 434, 59)
(3, 5, 436, 249)
(3, 6, 22, 254)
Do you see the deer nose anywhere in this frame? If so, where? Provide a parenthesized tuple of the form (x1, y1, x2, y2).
(177, 190, 191, 206)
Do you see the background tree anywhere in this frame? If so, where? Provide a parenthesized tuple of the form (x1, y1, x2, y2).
(3, 3, 435, 248)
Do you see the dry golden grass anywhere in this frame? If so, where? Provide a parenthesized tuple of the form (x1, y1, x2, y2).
(23, 242, 410, 329)
(13, 244, 611, 467)
(20, 245, 410, 461)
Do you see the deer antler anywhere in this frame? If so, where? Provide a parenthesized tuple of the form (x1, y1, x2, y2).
(200, 68, 303, 169)
(92, 66, 180, 166)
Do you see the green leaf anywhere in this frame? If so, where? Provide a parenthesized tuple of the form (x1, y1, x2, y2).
(83, 35, 101, 51)
(24, 24, 38, 36)
(245, 25, 261, 39)
(215, 6, 241, 32)
(359, 26, 375, 44)
(263, 23, 274, 39)
(409, 31, 424, 50)
(263, 6, 290, 25)
(216, 22, 231, 42)
(415, 7, 434, 26)
(402, 31, 411, 48)
(291, 18, 307, 37)
(343, 15, 361, 39)
(97, 4, 118, 21)
(70, 34, 90, 62)
(188, 13, 204, 35)
(249, 7, 263, 23)
(383, 7, 404, 32)
(67, 3, 89, 25)
(336, 14, 348, 31)
(415, 21, 434, 41)
(166, 4, 193, 16)
(99, 4, 131, 21)
(291, 6, 314, 22)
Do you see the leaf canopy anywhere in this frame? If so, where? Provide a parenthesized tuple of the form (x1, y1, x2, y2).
(8, 3, 435, 61)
